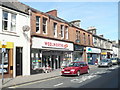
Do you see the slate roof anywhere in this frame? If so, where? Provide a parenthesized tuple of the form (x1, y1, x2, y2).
(0, 0, 29, 14)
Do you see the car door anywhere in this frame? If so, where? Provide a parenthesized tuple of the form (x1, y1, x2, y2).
(79, 63, 85, 74)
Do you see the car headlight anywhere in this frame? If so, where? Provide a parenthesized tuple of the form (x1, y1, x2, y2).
(104, 63, 108, 65)
(71, 69, 75, 71)
(62, 69, 65, 71)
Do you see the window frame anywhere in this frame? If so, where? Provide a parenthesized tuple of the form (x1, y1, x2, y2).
(2, 10, 17, 32)
(2, 11, 9, 31)
(10, 13, 16, 32)
(53, 22, 57, 37)
(65, 26, 68, 39)
(42, 17, 47, 34)
(60, 25, 64, 38)
(36, 16, 40, 33)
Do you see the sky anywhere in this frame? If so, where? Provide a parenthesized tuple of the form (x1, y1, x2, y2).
(19, 0, 118, 41)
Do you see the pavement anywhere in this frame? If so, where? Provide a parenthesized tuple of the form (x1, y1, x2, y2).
(0, 65, 97, 89)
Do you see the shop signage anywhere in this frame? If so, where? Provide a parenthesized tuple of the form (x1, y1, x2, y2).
(86, 47, 101, 53)
(74, 45, 84, 51)
(101, 52, 107, 55)
(32, 37, 73, 51)
(44, 42, 68, 48)
(0, 41, 14, 48)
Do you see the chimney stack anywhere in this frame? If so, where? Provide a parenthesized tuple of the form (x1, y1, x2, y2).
(46, 9, 57, 17)
(87, 26, 97, 34)
(70, 20, 81, 27)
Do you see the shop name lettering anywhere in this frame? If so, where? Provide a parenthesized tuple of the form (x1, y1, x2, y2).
(44, 42, 68, 48)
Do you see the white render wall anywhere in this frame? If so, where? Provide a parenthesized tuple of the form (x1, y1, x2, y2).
(0, 7, 30, 77)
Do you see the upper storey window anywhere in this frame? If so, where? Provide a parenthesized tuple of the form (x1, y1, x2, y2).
(2, 11, 16, 32)
(11, 13, 16, 32)
(43, 17, 47, 34)
(60, 25, 64, 38)
(36, 16, 40, 33)
(65, 26, 68, 39)
(2, 11, 8, 31)
(53, 22, 57, 37)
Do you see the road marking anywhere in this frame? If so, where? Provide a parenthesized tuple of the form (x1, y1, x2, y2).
(71, 79, 79, 82)
(8, 76, 61, 88)
(54, 83, 63, 87)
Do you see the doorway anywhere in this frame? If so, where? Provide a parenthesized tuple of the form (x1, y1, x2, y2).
(16, 47, 22, 76)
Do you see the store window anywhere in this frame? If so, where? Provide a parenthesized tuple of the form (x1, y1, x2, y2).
(0, 49, 9, 74)
(31, 49, 42, 74)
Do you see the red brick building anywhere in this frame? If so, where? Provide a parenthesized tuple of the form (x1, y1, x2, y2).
(29, 8, 93, 74)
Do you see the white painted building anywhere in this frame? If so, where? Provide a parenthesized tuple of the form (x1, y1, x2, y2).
(0, 1, 30, 78)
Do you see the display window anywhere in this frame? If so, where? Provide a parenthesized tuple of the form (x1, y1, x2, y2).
(0, 49, 9, 74)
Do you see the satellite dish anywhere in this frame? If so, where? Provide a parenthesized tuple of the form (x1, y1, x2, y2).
(22, 25, 30, 32)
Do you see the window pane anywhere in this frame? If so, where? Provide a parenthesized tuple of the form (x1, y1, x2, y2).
(43, 25, 46, 33)
(36, 16, 40, 32)
(3, 21, 8, 30)
(11, 14, 16, 31)
(3, 11, 8, 20)
(43, 17, 47, 33)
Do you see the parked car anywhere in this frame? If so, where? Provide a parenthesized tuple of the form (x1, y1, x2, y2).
(110, 58, 119, 65)
(98, 59, 112, 67)
(61, 61, 68, 69)
(61, 61, 89, 76)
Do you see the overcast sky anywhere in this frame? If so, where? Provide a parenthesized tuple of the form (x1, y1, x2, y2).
(19, 0, 118, 41)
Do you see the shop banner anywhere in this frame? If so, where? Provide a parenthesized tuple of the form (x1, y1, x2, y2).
(86, 47, 101, 53)
(32, 37, 73, 51)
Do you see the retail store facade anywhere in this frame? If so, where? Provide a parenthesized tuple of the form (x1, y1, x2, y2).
(0, 3, 30, 78)
(30, 37, 73, 74)
(86, 47, 101, 65)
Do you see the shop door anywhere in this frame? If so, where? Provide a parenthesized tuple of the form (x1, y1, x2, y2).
(16, 47, 22, 76)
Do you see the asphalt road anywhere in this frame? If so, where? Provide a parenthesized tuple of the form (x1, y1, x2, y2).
(5, 65, 120, 89)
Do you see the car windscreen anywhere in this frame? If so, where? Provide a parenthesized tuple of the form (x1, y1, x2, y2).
(68, 62, 80, 67)
(101, 59, 108, 62)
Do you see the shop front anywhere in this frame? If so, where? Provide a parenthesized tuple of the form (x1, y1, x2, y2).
(31, 37, 73, 74)
(101, 50, 113, 59)
(86, 47, 101, 65)
(73, 45, 84, 61)
(0, 41, 14, 78)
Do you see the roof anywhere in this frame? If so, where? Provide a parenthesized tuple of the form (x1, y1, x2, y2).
(0, 0, 29, 14)
(93, 34, 112, 43)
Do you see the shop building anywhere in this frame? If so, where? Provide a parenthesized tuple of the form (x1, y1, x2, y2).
(0, 1, 30, 78)
(73, 44, 84, 61)
(86, 47, 101, 65)
(29, 8, 93, 73)
(31, 36, 73, 74)
(87, 26, 113, 60)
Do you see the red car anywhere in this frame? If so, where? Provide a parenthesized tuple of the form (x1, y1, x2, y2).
(61, 61, 90, 76)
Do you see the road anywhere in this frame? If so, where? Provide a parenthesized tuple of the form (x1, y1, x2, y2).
(4, 65, 120, 89)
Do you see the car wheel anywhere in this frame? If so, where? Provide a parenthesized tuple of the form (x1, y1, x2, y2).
(77, 71, 80, 76)
(87, 69, 90, 74)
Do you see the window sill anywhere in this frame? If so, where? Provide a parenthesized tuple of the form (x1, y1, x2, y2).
(0, 30, 19, 37)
